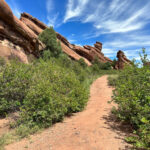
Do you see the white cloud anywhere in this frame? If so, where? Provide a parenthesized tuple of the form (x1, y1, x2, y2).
(46, 0, 54, 13)
(13, 8, 21, 18)
(47, 13, 59, 27)
(64, 0, 150, 34)
(46, 0, 60, 27)
(104, 34, 150, 48)
(6, 0, 21, 18)
(84, 0, 150, 34)
(64, 0, 90, 22)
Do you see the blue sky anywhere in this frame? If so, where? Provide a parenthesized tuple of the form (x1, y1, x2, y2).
(5, 0, 150, 60)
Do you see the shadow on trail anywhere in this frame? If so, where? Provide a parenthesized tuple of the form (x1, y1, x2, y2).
(102, 111, 133, 150)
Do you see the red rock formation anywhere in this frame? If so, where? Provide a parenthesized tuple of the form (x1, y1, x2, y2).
(56, 32, 74, 49)
(21, 13, 47, 30)
(115, 50, 131, 69)
(0, 0, 112, 66)
(73, 43, 112, 63)
(20, 12, 91, 65)
(60, 42, 91, 66)
(0, 0, 44, 63)
(94, 42, 102, 52)
(19, 12, 113, 65)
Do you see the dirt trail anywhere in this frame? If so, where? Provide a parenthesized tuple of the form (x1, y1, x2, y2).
(5, 76, 130, 150)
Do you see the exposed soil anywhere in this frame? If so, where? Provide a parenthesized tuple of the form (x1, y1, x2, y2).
(5, 75, 131, 150)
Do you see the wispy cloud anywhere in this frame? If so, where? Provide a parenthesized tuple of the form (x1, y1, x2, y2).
(6, 0, 21, 18)
(47, 13, 59, 27)
(64, 0, 90, 22)
(46, 0, 54, 13)
(64, 0, 150, 34)
(104, 33, 150, 48)
(64, 0, 150, 60)
(102, 33, 150, 60)
(83, 0, 150, 34)
(46, 0, 59, 27)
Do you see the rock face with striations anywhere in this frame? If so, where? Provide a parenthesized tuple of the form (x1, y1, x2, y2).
(0, 0, 124, 67)
(19, 12, 112, 65)
(73, 43, 112, 63)
(0, 0, 44, 63)
(115, 50, 131, 69)
(20, 13, 91, 65)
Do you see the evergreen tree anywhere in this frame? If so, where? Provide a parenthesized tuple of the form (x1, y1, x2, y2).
(39, 27, 62, 58)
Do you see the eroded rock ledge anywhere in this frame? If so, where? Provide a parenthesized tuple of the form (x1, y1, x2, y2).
(0, 0, 130, 68)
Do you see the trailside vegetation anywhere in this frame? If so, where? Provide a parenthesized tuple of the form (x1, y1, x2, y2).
(0, 27, 116, 149)
(110, 49, 150, 149)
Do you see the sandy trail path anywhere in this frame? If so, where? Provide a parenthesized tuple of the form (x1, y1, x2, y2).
(5, 75, 130, 150)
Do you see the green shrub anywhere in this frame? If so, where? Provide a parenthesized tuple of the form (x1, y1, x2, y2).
(0, 61, 33, 116)
(112, 59, 150, 149)
(92, 57, 112, 70)
(111, 59, 117, 68)
(39, 27, 62, 57)
(107, 75, 118, 86)
(78, 58, 88, 68)
(17, 59, 88, 128)
(0, 58, 89, 129)
(0, 57, 6, 67)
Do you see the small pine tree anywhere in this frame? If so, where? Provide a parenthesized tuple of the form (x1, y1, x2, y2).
(39, 27, 62, 57)
(139, 48, 149, 66)
(112, 59, 117, 68)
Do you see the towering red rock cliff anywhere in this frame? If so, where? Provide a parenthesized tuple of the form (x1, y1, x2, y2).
(20, 13, 91, 65)
(115, 50, 131, 69)
(20, 13, 112, 65)
(19, 12, 111, 65)
(0, 0, 44, 63)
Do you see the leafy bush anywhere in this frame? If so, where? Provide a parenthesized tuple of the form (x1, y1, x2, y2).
(107, 75, 118, 86)
(0, 61, 33, 116)
(112, 52, 150, 149)
(140, 48, 150, 66)
(39, 27, 62, 57)
(92, 57, 112, 70)
(0, 57, 6, 67)
(111, 59, 117, 68)
(0, 58, 89, 127)
(78, 58, 88, 68)
(17, 59, 88, 128)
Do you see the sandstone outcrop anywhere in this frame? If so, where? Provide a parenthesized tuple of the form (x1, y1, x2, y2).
(19, 12, 113, 65)
(0, 0, 115, 66)
(0, 0, 44, 63)
(94, 42, 102, 52)
(115, 50, 131, 69)
(73, 43, 112, 63)
(20, 12, 91, 65)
